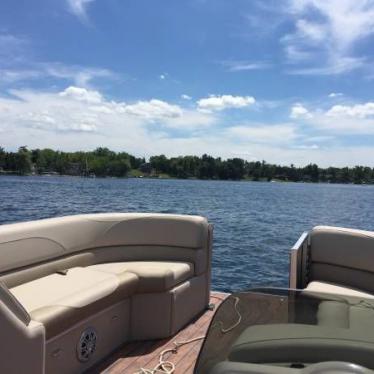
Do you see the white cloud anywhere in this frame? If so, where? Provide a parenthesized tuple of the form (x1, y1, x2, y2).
(226, 124, 297, 144)
(283, 0, 374, 74)
(59, 86, 103, 104)
(162, 110, 217, 129)
(328, 92, 343, 98)
(0, 34, 24, 48)
(0, 86, 218, 157)
(0, 87, 187, 137)
(0, 69, 42, 83)
(197, 95, 255, 112)
(221, 60, 272, 72)
(288, 100, 374, 135)
(308, 135, 334, 142)
(289, 57, 366, 75)
(4, 86, 374, 167)
(0, 33, 29, 64)
(2, 89, 101, 133)
(293, 144, 319, 150)
(66, 0, 95, 22)
(181, 94, 192, 100)
(290, 103, 312, 119)
(43, 63, 115, 86)
(321, 115, 374, 135)
(0, 63, 115, 87)
(326, 103, 374, 119)
(283, 45, 312, 63)
(294, 19, 326, 43)
(0, 31, 115, 87)
(122, 99, 182, 120)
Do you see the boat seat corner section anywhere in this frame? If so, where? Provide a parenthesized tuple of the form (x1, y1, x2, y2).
(0, 213, 212, 373)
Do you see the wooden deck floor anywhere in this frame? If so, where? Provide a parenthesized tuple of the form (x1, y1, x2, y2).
(89, 292, 228, 374)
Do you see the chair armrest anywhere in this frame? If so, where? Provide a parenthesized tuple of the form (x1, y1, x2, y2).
(0, 281, 30, 325)
(0, 291, 45, 374)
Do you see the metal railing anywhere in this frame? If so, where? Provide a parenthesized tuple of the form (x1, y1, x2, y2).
(289, 231, 309, 289)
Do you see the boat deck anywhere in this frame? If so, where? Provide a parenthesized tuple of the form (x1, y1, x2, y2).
(89, 292, 228, 374)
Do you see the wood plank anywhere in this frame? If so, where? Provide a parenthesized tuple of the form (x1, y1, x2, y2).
(102, 341, 158, 374)
(89, 292, 228, 374)
(91, 342, 142, 374)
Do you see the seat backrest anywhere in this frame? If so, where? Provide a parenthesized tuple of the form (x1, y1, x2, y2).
(0, 213, 212, 288)
(308, 226, 374, 293)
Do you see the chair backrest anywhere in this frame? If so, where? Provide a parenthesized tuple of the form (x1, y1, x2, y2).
(308, 226, 374, 293)
(0, 213, 212, 288)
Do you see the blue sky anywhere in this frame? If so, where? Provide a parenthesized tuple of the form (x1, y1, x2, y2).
(1, 0, 374, 166)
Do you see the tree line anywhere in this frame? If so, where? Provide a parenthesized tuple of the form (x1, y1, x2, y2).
(1, 146, 374, 184)
(0, 147, 144, 178)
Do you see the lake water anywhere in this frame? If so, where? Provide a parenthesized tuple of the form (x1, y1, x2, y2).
(1, 175, 374, 292)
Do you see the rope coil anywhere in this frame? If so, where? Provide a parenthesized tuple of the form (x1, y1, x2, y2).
(135, 336, 205, 374)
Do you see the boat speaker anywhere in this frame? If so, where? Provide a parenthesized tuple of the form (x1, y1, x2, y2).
(77, 327, 97, 362)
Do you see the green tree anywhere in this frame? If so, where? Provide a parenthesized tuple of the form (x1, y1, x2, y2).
(16, 146, 32, 175)
(0, 147, 5, 169)
(108, 159, 131, 177)
(150, 155, 170, 174)
(198, 154, 216, 179)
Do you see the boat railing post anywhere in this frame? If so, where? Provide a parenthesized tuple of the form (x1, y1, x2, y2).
(289, 231, 309, 289)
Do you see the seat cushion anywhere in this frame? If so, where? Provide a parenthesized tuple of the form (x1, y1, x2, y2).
(229, 323, 374, 367)
(10, 267, 138, 338)
(304, 282, 374, 334)
(304, 281, 374, 299)
(89, 261, 194, 293)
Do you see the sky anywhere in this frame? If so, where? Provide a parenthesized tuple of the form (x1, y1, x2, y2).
(1, 0, 374, 166)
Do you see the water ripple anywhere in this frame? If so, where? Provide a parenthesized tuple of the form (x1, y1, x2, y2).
(1, 176, 374, 292)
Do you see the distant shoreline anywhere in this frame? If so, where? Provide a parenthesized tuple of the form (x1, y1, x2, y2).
(0, 172, 371, 185)
(2, 146, 373, 185)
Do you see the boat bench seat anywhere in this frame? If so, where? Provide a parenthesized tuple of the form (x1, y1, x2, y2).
(9, 261, 194, 338)
(0, 213, 212, 374)
(10, 267, 139, 339)
(89, 261, 194, 293)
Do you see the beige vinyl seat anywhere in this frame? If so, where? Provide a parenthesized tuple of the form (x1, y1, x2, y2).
(227, 293, 374, 368)
(10, 267, 138, 339)
(229, 323, 374, 368)
(89, 261, 194, 293)
(302, 281, 374, 349)
(227, 226, 374, 371)
(291, 226, 374, 297)
(304, 281, 374, 300)
(0, 213, 212, 374)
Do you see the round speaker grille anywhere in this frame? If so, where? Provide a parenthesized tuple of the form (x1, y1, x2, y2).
(77, 327, 97, 362)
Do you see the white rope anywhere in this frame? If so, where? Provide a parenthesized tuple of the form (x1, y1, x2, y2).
(212, 296, 241, 333)
(134, 296, 241, 374)
(134, 336, 205, 374)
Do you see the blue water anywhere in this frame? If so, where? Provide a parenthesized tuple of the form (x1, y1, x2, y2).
(1, 175, 374, 292)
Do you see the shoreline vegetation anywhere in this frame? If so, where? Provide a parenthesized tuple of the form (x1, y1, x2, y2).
(1, 146, 374, 185)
